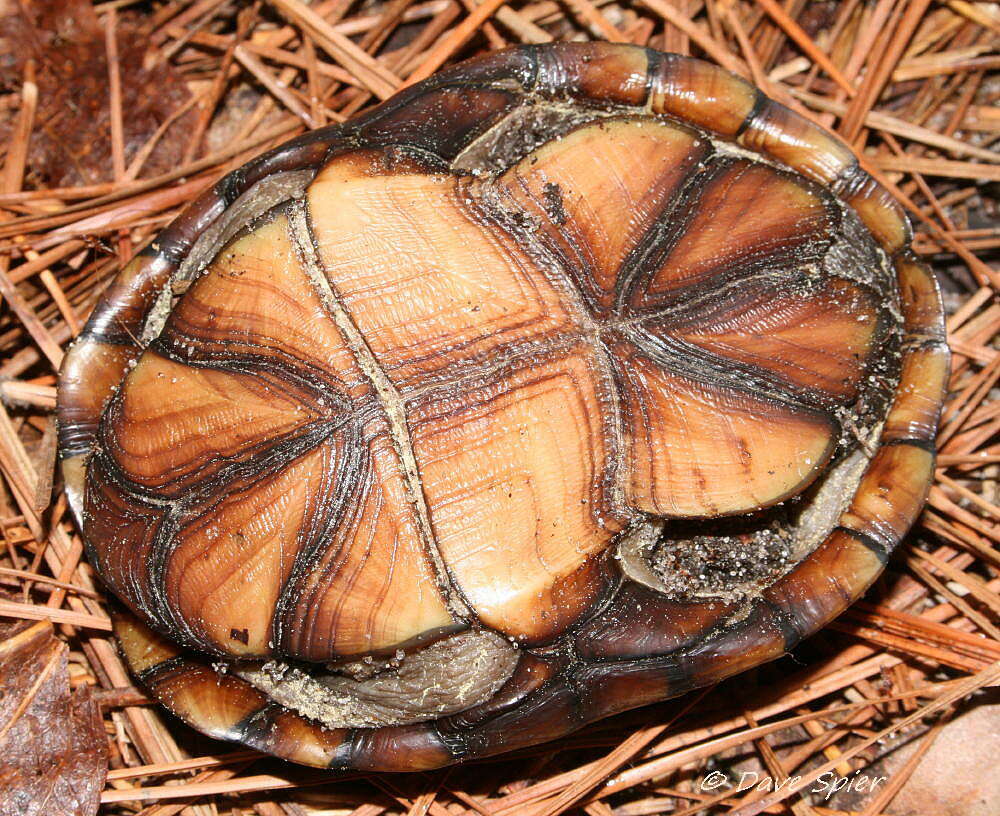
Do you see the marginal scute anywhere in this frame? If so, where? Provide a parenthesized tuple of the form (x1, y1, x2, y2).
(438, 677, 582, 760)
(649, 52, 757, 136)
(837, 165, 911, 254)
(882, 344, 949, 444)
(145, 658, 269, 743)
(113, 609, 181, 674)
(574, 656, 685, 720)
(57, 339, 137, 457)
(738, 97, 856, 186)
(896, 254, 946, 341)
(763, 528, 886, 636)
(220, 128, 332, 197)
(240, 705, 352, 768)
(840, 443, 935, 551)
(535, 41, 651, 107)
(356, 86, 521, 161)
(677, 601, 788, 684)
(348, 723, 454, 772)
(420, 45, 537, 93)
(86, 252, 176, 346)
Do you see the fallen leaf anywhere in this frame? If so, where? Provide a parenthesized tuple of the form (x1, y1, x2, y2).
(0, 619, 107, 816)
(0, 0, 194, 186)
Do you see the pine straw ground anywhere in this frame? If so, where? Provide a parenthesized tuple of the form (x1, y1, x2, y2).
(0, 1, 998, 814)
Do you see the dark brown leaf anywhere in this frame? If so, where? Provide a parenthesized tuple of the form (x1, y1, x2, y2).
(0, 0, 194, 187)
(0, 619, 107, 816)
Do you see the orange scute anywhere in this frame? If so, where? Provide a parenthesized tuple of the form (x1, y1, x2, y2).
(409, 345, 624, 640)
(609, 337, 837, 516)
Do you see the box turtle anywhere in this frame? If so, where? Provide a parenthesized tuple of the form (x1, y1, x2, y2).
(58, 43, 948, 770)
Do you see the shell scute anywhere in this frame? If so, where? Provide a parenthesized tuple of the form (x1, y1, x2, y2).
(164, 435, 348, 657)
(354, 85, 523, 162)
(306, 152, 576, 390)
(649, 51, 758, 136)
(737, 96, 856, 186)
(83, 453, 168, 622)
(407, 344, 624, 641)
(664, 274, 882, 403)
(629, 158, 836, 310)
(763, 528, 887, 637)
(496, 115, 708, 314)
(533, 41, 652, 108)
(882, 344, 950, 445)
(676, 600, 790, 684)
(606, 335, 839, 517)
(276, 417, 458, 661)
(840, 442, 935, 552)
(574, 581, 737, 660)
(835, 163, 912, 254)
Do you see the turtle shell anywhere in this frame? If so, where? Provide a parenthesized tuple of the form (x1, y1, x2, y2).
(58, 43, 948, 770)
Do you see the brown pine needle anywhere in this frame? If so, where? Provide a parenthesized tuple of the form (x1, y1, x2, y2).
(751, 0, 856, 96)
(404, 0, 512, 85)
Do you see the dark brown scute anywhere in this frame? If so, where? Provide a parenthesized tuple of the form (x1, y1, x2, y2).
(215, 131, 332, 205)
(346, 724, 453, 772)
(574, 655, 688, 721)
(355, 86, 522, 163)
(574, 581, 736, 660)
(437, 676, 584, 761)
(409, 46, 538, 95)
(81, 254, 174, 346)
(676, 600, 789, 684)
